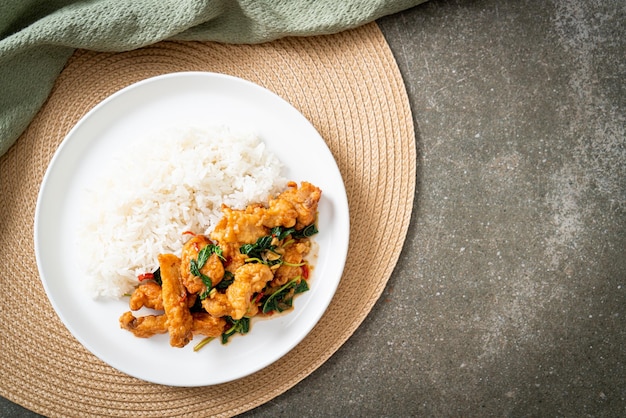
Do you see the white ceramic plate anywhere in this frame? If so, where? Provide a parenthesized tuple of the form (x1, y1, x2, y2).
(34, 72, 350, 386)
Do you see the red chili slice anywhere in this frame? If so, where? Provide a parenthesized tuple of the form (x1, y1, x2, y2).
(137, 273, 154, 281)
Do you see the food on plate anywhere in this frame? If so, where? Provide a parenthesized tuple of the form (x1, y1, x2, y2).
(128, 281, 163, 311)
(78, 125, 286, 299)
(119, 181, 321, 349)
(158, 253, 194, 348)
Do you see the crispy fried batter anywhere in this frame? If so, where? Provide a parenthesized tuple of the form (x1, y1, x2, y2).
(210, 205, 269, 245)
(201, 292, 232, 318)
(180, 235, 225, 294)
(202, 263, 273, 320)
(227, 263, 273, 319)
(220, 242, 248, 273)
(159, 253, 193, 348)
(129, 281, 163, 311)
(263, 195, 298, 229)
(272, 240, 311, 287)
(192, 312, 227, 337)
(269, 181, 321, 230)
(119, 311, 167, 338)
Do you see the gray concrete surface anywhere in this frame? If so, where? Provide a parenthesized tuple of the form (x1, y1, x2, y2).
(2, 0, 624, 416)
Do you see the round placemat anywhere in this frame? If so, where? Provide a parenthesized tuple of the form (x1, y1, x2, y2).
(0, 22, 415, 417)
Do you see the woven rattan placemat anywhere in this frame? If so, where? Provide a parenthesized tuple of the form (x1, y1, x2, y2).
(0, 22, 415, 417)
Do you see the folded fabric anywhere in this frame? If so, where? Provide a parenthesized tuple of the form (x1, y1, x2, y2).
(0, 0, 426, 157)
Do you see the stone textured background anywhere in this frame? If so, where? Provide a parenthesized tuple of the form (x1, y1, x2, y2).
(3, 0, 624, 416)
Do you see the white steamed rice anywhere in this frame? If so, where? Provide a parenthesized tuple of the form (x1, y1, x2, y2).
(79, 125, 286, 299)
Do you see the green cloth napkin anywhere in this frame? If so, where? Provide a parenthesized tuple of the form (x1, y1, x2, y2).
(0, 0, 426, 157)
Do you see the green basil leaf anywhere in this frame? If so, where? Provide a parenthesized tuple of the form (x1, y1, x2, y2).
(198, 273, 213, 300)
(221, 317, 250, 344)
(271, 226, 295, 241)
(291, 224, 318, 239)
(240, 234, 275, 259)
(262, 277, 303, 314)
(190, 259, 200, 277)
(294, 279, 309, 294)
(197, 244, 224, 269)
(196, 245, 211, 269)
(215, 271, 234, 290)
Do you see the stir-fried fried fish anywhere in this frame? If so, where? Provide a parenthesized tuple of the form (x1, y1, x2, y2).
(263, 195, 299, 229)
(129, 281, 163, 311)
(268, 181, 321, 230)
(191, 313, 227, 337)
(210, 205, 268, 245)
(159, 253, 193, 348)
(202, 263, 273, 320)
(227, 263, 273, 319)
(119, 181, 321, 348)
(180, 234, 225, 294)
(119, 312, 167, 338)
(272, 240, 310, 287)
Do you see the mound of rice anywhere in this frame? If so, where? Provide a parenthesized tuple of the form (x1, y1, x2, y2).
(79, 125, 286, 299)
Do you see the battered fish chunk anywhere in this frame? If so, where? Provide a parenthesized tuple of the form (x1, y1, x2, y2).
(219, 242, 248, 274)
(159, 253, 193, 348)
(192, 312, 227, 337)
(201, 292, 232, 318)
(263, 195, 299, 229)
(119, 312, 167, 338)
(202, 263, 273, 320)
(129, 281, 163, 311)
(180, 234, 225, 294)
(210, 205, 269, 246)
(267, 181, 321, 230)
(272, 240, 311, 287)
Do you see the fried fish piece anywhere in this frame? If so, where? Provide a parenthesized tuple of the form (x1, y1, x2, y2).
(227, 263, 273, 319)
(180, 234, 225, 294)
(201, 292, 233, 318)
(266, 181, 321, 230)
(129, 281, 163, 311)
(210, 204, 269, 245)
(191, 312, 227, 337)
(219, 241, 248, 274)
(262, 194, 299, 229)
(272, 240, 311, 287)
(203, 263, 273, 320)
(159, 253, 193, 348)
(119, 311, 167, 338)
